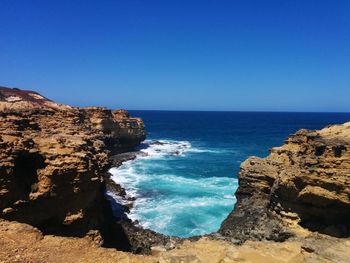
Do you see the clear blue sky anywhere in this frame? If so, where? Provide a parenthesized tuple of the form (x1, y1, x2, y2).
(0, 0, 349, 112)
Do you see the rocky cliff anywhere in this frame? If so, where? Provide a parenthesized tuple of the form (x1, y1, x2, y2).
(0, 86, 145, 247)
(220, 122, 350, 242)
(1, 86, 350, 262)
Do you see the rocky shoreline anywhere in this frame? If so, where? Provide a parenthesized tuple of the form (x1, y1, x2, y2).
(1, 86, 350, 262)
(220, 124, 350, 243)
(0, 86, 180, 254)
(106, 151, 183, 254)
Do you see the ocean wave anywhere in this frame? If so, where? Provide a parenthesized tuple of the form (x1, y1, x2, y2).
(110, 163, 237, 197)
(108, 138, 238, 237)
(137, 139, 191, 158)
(186, 148, 226, 154)
(136, 139, 228, 158)
(127, 193, 236, 236)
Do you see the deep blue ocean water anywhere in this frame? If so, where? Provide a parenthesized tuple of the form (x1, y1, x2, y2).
(109, 111, 350, 237)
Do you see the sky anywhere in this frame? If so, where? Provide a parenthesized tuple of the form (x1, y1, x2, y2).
(0, 0, 349, 112)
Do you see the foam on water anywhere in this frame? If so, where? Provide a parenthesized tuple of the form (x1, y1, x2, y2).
(138, 139, 191, 157)
(108, 139, 238, 237)
(107, 111, 350, 237)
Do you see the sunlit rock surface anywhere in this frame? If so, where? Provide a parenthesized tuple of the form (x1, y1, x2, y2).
(0, 86, 145, 243)
(220, 122, 350, 241)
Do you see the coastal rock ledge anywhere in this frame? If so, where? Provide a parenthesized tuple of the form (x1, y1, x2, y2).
(0, 86, 145, 248)
(220, 121, 350, 242)
(1, 86, 350, 262)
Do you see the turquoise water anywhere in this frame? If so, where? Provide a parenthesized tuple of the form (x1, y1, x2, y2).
(109, 111, 350, 237)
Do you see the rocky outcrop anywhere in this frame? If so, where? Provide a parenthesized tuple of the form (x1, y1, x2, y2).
(0, 86, 72, 111)
(1, 219, 350, 263)
(1, 85, 350, 262)
(0, 87, 145, 248)
(84, 107, 145, 154)
(220, 122, 350, 242)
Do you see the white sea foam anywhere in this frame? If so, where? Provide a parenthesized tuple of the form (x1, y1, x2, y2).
(108, 139, 238, 237)
(187, 148, 226, 154)
(138, 139, 192, 158)
(224, 194, 236, 200)
(135, 139, 227, 157)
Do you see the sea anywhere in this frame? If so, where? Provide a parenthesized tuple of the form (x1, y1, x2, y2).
(108, 111, 350, 238)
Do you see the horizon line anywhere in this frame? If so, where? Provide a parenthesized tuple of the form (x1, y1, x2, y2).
(125, 109, 350, 114)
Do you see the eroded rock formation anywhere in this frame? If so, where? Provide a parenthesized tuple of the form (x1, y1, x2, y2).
(0, 86, 145, 248)
(1, 86, 350, 262)
(220, 122, 350, 242)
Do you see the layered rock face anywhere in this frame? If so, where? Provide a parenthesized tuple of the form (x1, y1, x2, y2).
(85, 107, 145, 154)
(0, 87, 145, 245)
(220, 122, 350, 242)
(1, 85, 350, 262)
